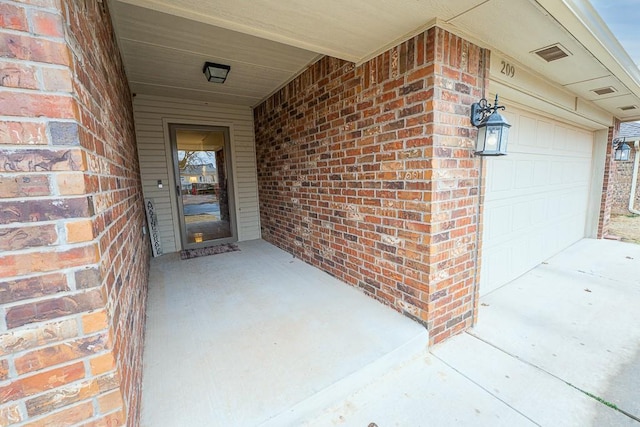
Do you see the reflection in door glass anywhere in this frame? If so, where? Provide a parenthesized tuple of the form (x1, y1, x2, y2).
(177, 130, 232, 245)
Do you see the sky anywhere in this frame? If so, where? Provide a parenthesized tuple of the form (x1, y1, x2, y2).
(590, 0, 640, 68)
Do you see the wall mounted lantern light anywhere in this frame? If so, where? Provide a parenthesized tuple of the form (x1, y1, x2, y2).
(613, 138, 631, 161)
(203, 62, 230, 83)
(470, 94, 511, 156)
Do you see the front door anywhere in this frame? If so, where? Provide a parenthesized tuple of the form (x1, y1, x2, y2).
(170, 124, 237, 249)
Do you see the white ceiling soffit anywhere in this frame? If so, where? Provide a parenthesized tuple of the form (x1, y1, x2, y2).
(533, 0, 640, 121)
(536, 0, 640, 94)
(113, 0, 485, 63)
(110, 0, 640, 120)
(445, 0, 640, 121)
(449, 0, 609, 86)
(109, 1, 320, 106)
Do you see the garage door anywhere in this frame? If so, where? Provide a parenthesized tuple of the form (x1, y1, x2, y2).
(480, 106, 594, 295)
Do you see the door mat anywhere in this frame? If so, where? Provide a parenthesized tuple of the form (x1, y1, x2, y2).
(180, 243, 240, 260)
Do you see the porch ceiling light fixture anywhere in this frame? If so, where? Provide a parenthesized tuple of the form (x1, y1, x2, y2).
(614, 138, 631, 161)
(470, 94, 511, 156)
(203, 62, 230, 83)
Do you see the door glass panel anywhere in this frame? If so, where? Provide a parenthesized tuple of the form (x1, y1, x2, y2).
(176, 129, 232, 245)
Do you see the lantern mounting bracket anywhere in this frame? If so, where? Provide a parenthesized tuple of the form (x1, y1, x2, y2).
(471, 95, 506, 127)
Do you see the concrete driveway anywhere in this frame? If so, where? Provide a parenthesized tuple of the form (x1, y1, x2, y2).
(432, 238, 640, 426)
(307, 239, 640, 426)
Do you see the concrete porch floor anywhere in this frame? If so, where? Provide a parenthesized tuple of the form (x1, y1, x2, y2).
(140, 239, 429, 426)
(141, 239, 640, 426)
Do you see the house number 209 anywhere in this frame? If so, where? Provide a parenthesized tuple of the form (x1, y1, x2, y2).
(501, 60, 515, 78)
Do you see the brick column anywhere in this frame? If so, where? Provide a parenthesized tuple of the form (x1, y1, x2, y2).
(0, 1, 149, 425)
(598, 120, 620, 237)
(421, 28, 487, 343)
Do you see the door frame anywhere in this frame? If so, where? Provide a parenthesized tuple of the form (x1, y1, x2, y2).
(168, 122, 238, 249)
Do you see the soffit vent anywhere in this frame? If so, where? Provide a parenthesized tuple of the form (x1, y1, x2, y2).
(591, 87, 617, 96)
(619, 105, 638, 111)
(532, 44, 571, 62)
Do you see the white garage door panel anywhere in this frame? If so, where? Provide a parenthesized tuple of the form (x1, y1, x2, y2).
(481, 107, 593, 295)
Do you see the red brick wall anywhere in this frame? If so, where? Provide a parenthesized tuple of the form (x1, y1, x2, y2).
(598, 121, 620, 237)
(254, 27, 487, 345)
(611, 146, 639, 214)
(0, 1, 149, 425)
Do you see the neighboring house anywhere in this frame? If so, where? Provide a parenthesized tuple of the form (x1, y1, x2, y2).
(180, 163, 218, 191)
(1, 0, 639, 425)
(611, 121, 640, 214)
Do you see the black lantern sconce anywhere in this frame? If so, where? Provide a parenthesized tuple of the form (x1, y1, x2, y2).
(470, 95, 511, 156)
(203, 62, 231, 84)
(613, 138, 631, 161)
